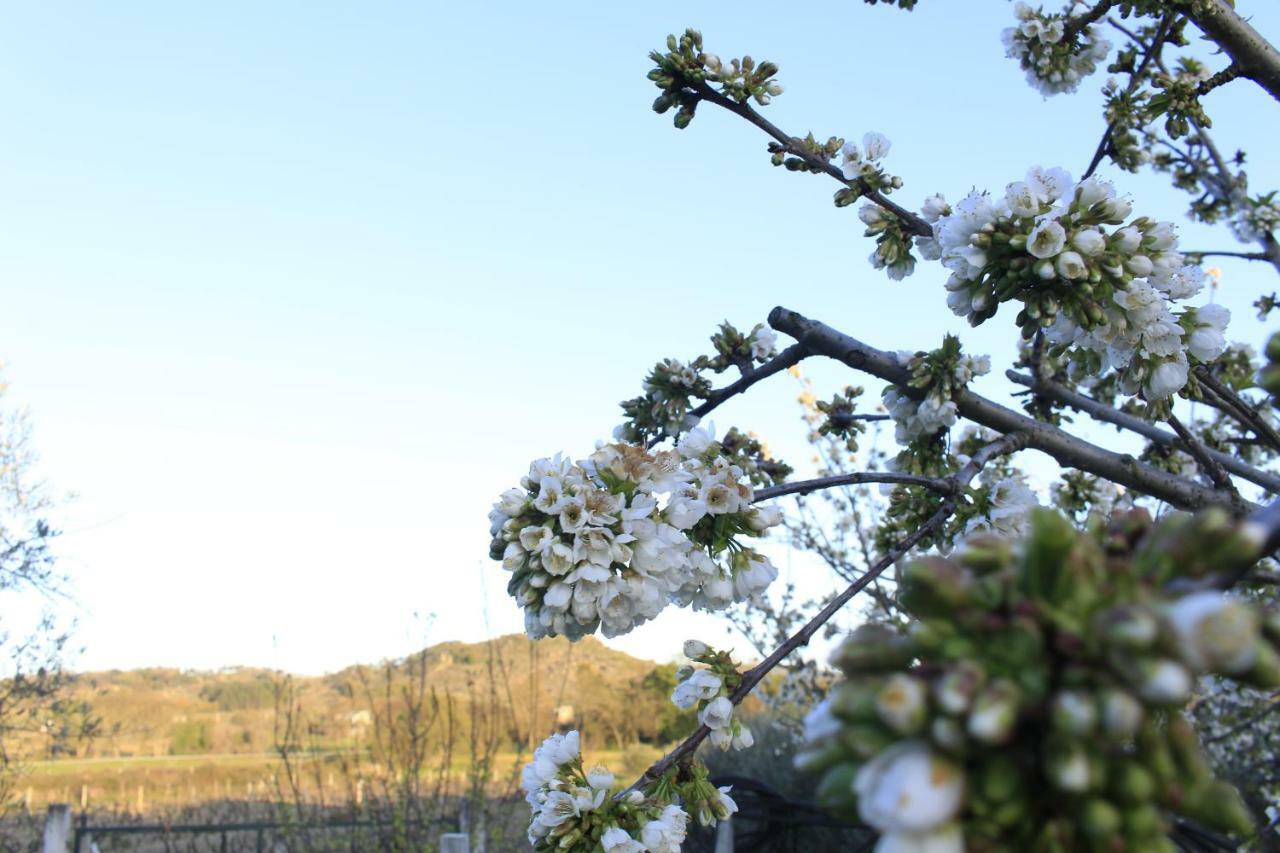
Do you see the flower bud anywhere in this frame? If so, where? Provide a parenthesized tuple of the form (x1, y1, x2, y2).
(933, 661, 986, 715)
(967, 679, 1021, 745)
(1095, 604, 1158, 650)
(1098, 688, 1144, 741)
(682, 639, 711, 659)
(829, 680, 881, 724)
(900, 557, 976, 617)
(1164, 591, 1261, 674)
(832, 624, 915, 674)
(1045, 740, 1091, 792)
(875, 674, 928, 735)
(1133, 659, 1192, 705)
(1050, 689, 1096, 737)
(1080, 799, 1121, 841)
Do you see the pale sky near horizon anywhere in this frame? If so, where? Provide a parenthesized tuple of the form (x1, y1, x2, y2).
(1, 2, 1278, 675)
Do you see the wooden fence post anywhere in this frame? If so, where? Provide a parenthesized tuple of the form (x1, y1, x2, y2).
(439, 833, 470, 853)
(41, 803, 71, 853)
(714, 817, 734, 853)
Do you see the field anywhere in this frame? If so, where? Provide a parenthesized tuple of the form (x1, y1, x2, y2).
(12, 747, 663, 813)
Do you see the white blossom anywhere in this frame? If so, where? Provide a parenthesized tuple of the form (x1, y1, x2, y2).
(856, 741, 966, 835)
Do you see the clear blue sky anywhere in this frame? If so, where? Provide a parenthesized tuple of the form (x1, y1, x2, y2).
(1, 2, 1277, 673)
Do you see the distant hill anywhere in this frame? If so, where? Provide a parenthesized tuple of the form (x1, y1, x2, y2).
(24, 635, 690, 762)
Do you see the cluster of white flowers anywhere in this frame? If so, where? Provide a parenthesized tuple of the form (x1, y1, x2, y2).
(840, 131, 891, 182)
(522, 730, 691, 852)
(962, 472, 1040, 540)
(1229, 194, 1280, 244)
(860, 203, 916, 281)
(925, 166, 1229, 399)
(881, 351, 990, 444)
(1002, 1, 1111, 96)
(671, 639, 755, 751)
(490, 429, 784, 640)
(747, 324, 778, 361)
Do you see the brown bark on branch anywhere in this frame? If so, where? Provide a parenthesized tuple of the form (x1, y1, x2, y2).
(769, 306, 1253, 512)
(1184, 0, 1280, 103)
(1005, 370, 1280, 493)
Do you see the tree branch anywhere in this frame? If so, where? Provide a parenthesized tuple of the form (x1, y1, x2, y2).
(688, 80, 932, 238)
(1183, 0, 1280, 104)
(1167, 413, 1240, 500)
(1083, 12, 1178, 179)
(1194, 366, 1280, 454)
(769, 306, 1253, 512)
(1005, 370, 1280, 493)
(690, 343, 810, 422)
(1183, 249, 1270, 261)
(621, 429, 1034, 796)
(1063, 0, 1120, 43)
(754, 472, 953, 502)
(620, 502, 953, 797)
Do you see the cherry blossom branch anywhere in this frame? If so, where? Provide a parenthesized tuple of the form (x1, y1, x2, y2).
(1062, 0, 1121, 43)
(754, 471, 953, 502)
(1184, 250, 1271, 261)
(1195, 62, 1246, 97)
(1005, 370, 1280, 493)
(1082, 11, 1178, 180)
(690, 343, 810, 421)
(1167, 413, 1239, 498)
(1183, 0, 1280, 103)
(620, 502, 954, 797)
(687, 79, 932, 237)
(644, 344, 811, 449)
(769, 306, 1254, 511)
(620, 429, 1033, 797)
(1193, 366, 1280, 454)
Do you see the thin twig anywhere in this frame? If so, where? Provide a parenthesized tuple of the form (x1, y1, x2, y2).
(690, 344, 810, 421)
(1167, 413, 1240, 500)
(688, 80, 931, 237)
(621, 503, 954, 796)
(754, 472, 953, 502)
(1183, 250, 1270, 261)
(1062, 0, 1120, 43)
(1083, 12, 1178, 179)
(621, 433, 1031, 796)
(1195, 366, 1280, 454)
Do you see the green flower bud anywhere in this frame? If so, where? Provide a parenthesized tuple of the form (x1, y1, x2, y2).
(1109, 761, 1156, 804)
(967, 679, 1021, 745)
(977, 754, 1022, 804)
(831, 624, 914, 674)
(1050, 689, 1097, 737)
(933, 661, 986, 715)
(1095, 604, 1159, 650)
(1166, 713, 1212, 783)
(829, 680, 882, 724)
(875, 673, 928, 735)
(1180, 781, 1254, 837)
(838, 723, 896, 760)
(1044, 739, 1092, 793)
(1098, 688, 1144, 742)
(930, 715, 966, 753)
(1164, 591, 1261, 674)
(958, 535, 1014, 574)
(1080, 799, 1122, 842)
(815, 762, 860, 813)
(1132, 658, 1192, 706)
(1121, 803, 1165, 841)
(794, 741, 851, 775)
(1241, 638, 1280, 689)
(900, 556, 976, 617)
(1266, 331, 1280, 362)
